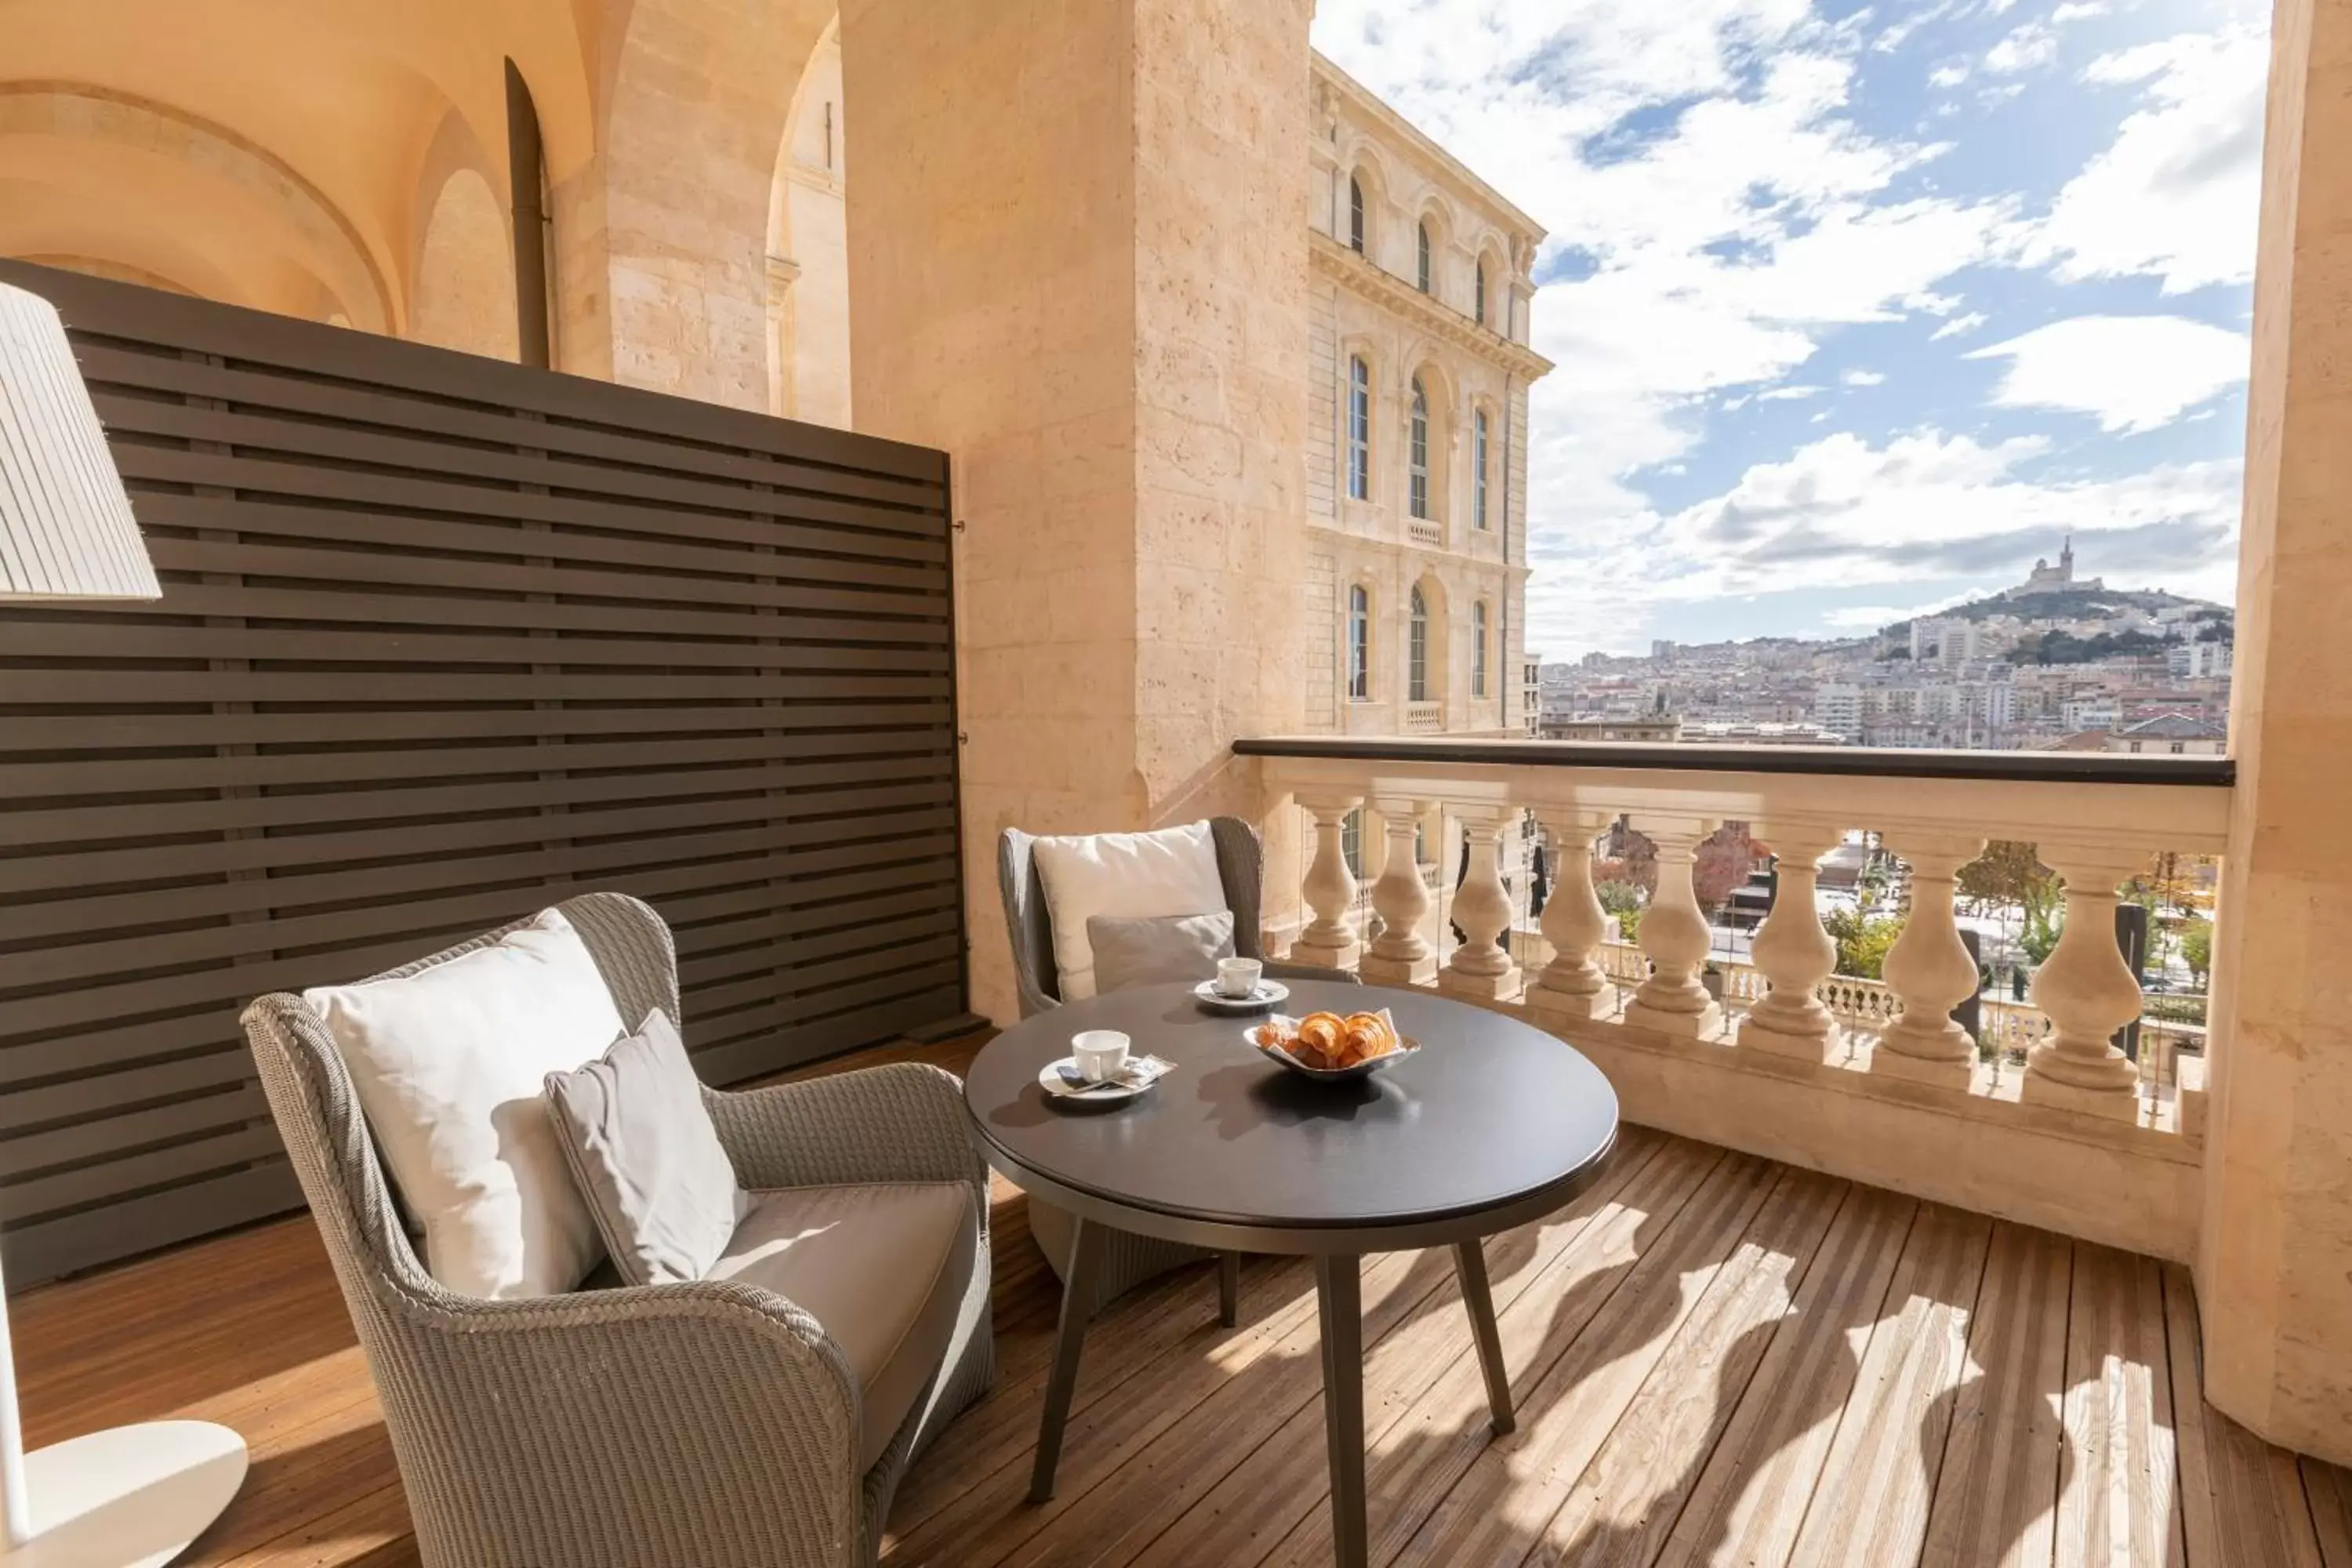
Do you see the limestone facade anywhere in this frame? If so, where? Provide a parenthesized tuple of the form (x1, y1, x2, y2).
(1301, 56, 1551, 740)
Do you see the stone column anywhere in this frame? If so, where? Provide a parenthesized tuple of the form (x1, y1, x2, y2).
(1739, 820, 1844, 1062)
(1439, 805, 1522, 1002)
(2021, 846, 2147, 1119)
(1524, 808, 1615, 1022)
(1870, 833, 1986, 1087)
(1293, 793, 1363, 971)
(841, 0, 1312, 1021)
(1621, 816, 1722, 1037)
(1359, 797, 1437, 985)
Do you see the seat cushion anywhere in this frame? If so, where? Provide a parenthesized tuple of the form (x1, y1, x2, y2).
(1029, 822, 1227, 1000)
(302, 908, 624, 1299)
(543, 1008, 748, 1287)
(709, 1181, 976, 1472)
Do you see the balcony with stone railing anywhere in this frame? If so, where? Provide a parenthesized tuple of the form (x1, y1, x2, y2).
(1250, 735, 2232, 1263)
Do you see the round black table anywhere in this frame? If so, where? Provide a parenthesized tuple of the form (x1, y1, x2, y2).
(963, 980, 1620, 1568)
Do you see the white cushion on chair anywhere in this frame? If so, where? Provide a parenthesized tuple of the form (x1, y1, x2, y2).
(1029, 822, 1228, 1001)
(303, 908, 625, 1299)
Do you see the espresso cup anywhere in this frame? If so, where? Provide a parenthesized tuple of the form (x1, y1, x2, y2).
(1216, 956, 1264, 998)
(1071, 1029, 1131, 1083)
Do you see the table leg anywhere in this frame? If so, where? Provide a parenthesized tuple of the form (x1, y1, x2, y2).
(1454, 1238, 1515, 1436)
(1315, 1252, 1367, 1568)
(1029, 1216, 1105, 1503)
(1219, 1252, 1241, 1327)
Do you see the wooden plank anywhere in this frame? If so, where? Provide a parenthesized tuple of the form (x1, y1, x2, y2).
(1534, 1168, 1851, 1568)
(1392, 1154, 1784, 1567)
(2307, 1459, 2352, 1568)
(1123, 1131, 1680, 1568)
(2161, 1261, 2325, 1568)
(1653, 1185, 1919, 1568)
(1785, 1203, 1994, 1568)
(1256, 1138, 1732, 1568)
(2057, 1243, 2178, 1568)
(0, 702, 957, 754)
(1919, 1225, 2071, 1568)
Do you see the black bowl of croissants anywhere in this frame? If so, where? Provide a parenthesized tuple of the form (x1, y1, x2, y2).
(1249, 1008, 1421, 1080)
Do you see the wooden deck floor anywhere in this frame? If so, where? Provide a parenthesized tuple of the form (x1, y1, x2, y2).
(16, 1034, 2350, 1568)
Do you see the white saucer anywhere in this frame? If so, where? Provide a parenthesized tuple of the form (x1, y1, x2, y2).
(1192, 978, 1290, 1014)
(1038, 1056, 1159, 1105)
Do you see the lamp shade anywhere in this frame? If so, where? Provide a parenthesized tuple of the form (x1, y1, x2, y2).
(0, 280, 158, 601)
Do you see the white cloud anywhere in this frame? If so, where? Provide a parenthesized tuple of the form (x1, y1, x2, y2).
(1842, 368, 1888, 386)
(1964, 314, 2249, 433)
(2027, 27, 2267, 292)
(2052, 2, 2108, 21)
(1987, 23, 2059, 74)
(1821, 589, 1980, 630)
(1929, 61, 1971, 88)
(1760, 384, 1826, 400)
(1930, 310, 1991, 340)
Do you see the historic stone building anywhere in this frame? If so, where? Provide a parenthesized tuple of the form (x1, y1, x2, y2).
(1301, 56, 1549, 739)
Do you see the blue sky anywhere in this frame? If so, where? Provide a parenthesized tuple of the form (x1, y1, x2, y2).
(1311, 0, 2266, 656)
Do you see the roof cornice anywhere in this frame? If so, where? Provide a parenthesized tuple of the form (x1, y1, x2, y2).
(1310, 52, 1546, 242)
(1311, 230, 1555, 380)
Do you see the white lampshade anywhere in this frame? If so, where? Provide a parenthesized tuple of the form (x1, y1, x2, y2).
(0, 280, 158, 601)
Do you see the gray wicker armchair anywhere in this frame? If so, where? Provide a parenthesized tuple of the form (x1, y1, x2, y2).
(241, 892, 991, 1568)
(998, 816, 1356, 1302)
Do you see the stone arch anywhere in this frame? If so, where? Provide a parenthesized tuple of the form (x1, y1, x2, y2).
(1472, 234, 1510, 332)
(1341, 141, 1393, 262)
(765, 16, 850, 425)
(0, 85, 390, 329)
(410, 166, 521, 359)
(1413, 195, 1456, 296)
(1407, 572, 1450, 704)
(1404, 355, 1458, 525)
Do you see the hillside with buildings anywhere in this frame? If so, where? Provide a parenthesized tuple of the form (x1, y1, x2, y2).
(1538, 540, 2234, 753)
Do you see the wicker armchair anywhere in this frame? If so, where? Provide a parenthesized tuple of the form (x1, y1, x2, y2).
(998, 815, 1356, 1302)
(241, 892, 991, 1568)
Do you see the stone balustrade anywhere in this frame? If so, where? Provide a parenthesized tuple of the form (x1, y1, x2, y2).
(1245, 736, 2231, 1137)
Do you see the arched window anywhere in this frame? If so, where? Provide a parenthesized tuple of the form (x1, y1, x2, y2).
(1472, 601, 1490, 697)
(1475, 257, 1489, 327)
(1408, 375, 1431, 521)
(1341, 808, 1363, 878)
(1347, 356, 1371, 501)
(1348, 584, 1370, 699)
(1474, 408, 1491, 530)
(1417, 221, 1432, 292)
(1349, 176, 1367, 254)
(1409, 586, 1431, 702)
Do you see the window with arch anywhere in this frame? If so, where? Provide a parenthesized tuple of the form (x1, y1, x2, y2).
(1474, 408, 1491, 530)
(1417, 220, 1432, 292)
(1348, 583, 1371, 699)
(1475, 257, 1489, 327)
(1408, 375, 1431, 520)
(1341, 808, 1363, 878)
(1472, 601, 1490, 698)
(1349, 175, 1367, 253)
(1348, 356, 1371, 501)
(1409, 585, 1431, 702)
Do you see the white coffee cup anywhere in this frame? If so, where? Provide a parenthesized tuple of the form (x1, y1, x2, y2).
(1071, 1029, 1131, 1083)
(1216, 956, 1264, 998)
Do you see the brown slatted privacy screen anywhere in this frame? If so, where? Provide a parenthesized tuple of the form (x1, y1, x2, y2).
(0, 262, 965, 1284)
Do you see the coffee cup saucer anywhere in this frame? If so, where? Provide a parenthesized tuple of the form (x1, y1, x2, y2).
(1192, 977, 1290, 1014)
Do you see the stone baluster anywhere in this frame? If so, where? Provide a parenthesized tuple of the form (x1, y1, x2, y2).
(1621, 816, 1722, 1037)
(1871, 833, 1987, 1087)
(1525, 807, 1616, 1022)
(1291, 792, 1363, 970)
(1439, 804, 1522, 1001)
(1739, 820, 1844, 1062)
(2024, 845, 2150, 1120)
(1358, 797, 1437, 985)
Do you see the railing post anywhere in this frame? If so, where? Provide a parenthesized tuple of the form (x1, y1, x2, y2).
(1622, 815, 1722, 1037)
(1871, 833, 1987, 1087)
(1439, 804, 1522, 1002)
(2024, 845, 2148, 1120)
(1739, 820, 1844, 1062)
(1526, 807, 1616, 1022)
(1359, 796, 1437, 985)
(1293, 791, 1363, 971)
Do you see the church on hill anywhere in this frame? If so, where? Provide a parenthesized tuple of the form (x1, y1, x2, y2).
(2005, 536, 2105, 597)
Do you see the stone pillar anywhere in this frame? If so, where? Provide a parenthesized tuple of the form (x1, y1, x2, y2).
(840, 0, 1311, 1021)
(1359, 797, 1437, 985)
(1293, 793, 1363, 971)
(1621, 816, 1722, 1038)
(1524, 808, 1614, 1022)
(1739, 820, 1843, 1062)
(1439, 805, 1522, 1002)
(2198, 0, 2352, 1465)
(2022, 846, 2148, 1119)
(1871, 833, 1986, 1087)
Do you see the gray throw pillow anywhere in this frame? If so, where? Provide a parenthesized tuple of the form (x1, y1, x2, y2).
(1085, 909, 1237, 993)
(544, 1008, 747, 1286)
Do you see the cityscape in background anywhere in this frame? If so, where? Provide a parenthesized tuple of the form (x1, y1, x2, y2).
(1532, 538, 2234, 754)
